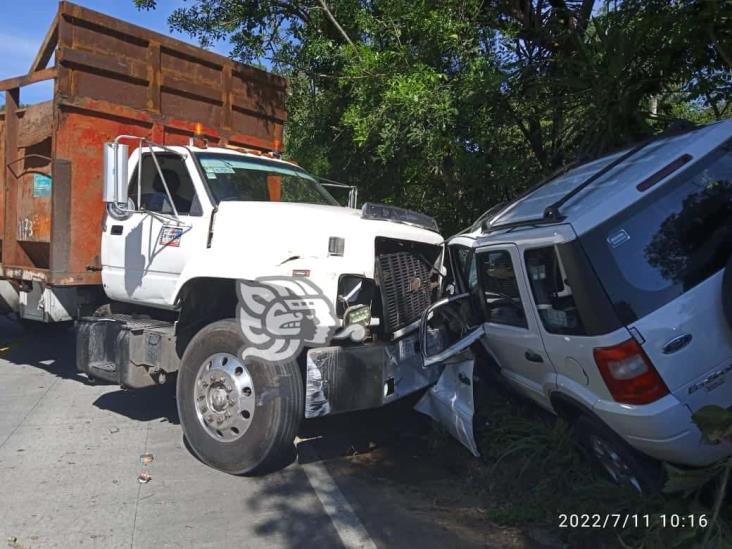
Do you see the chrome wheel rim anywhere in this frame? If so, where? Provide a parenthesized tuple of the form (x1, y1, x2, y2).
(590, 435, 642, 493)
(194, 353, 256, 442)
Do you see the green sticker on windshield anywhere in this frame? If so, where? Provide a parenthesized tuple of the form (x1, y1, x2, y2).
(200, 159, 235, 174)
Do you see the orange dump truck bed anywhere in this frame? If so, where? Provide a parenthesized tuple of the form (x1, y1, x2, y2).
(0, 1, 286, 287)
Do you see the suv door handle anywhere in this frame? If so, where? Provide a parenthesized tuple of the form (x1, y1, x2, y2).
(524, 350, 544, 363)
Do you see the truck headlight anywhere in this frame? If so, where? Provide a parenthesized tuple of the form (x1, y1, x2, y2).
(344, 304, 371, 326)
(336, 275, 374, 316)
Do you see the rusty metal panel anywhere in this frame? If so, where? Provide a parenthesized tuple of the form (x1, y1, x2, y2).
(0, 0, 288, 287)
(0, 111, 5, 259)
(50, 160, 72, 276)
(54, 108, 150, 277)
(56, 1, 287, 150)
(14, 103, 54, 249)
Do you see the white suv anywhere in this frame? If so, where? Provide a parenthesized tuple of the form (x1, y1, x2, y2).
(430, 120, 732, 492)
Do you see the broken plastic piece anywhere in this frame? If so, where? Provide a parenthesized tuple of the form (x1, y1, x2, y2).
(137, 471, 152, 484)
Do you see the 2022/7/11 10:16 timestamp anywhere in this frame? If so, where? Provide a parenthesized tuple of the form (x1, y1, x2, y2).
(558, 514, 709, 529)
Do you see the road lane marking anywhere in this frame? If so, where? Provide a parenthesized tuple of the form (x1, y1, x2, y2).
(299, 444, 377, 549)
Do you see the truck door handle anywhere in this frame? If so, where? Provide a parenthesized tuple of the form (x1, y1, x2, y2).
(110, 225, 123, 235)
(524, 350, 544, 363)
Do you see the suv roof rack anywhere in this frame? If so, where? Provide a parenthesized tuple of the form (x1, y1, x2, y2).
(480, 120, 701, 234)
(543, 121, 700, 221)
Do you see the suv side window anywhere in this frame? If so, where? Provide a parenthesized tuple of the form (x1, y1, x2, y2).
(525, 246, 586, 335)
(129, 153, 201, 216)
(477, 250, 527, 328)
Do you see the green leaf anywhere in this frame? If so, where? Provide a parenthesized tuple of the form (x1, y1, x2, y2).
(663, 461, 725, 496)
(692, 405, 732, 444)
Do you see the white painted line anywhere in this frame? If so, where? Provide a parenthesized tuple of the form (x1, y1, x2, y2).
(299, 444, 377, 549)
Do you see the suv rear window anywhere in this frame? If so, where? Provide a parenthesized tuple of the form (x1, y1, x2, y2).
(580, 143, 732, 323)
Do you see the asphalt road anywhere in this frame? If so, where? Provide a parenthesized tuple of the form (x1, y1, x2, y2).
(0, 316, 539, 549)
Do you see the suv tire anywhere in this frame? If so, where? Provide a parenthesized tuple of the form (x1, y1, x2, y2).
(575, 415, 664, 494)
(723, 254, 732, 331)
(177, 319, 303, 475)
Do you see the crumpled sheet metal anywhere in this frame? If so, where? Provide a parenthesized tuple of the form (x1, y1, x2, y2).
(415, 353, 479, 457)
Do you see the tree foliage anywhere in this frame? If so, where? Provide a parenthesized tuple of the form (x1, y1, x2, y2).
(135, 0, 731, 234)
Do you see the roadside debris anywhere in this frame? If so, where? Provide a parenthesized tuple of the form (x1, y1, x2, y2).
(137, 453, 154, 483)
(137, 471, 152, 484)
(108, 426, 119, 434)
(7, 536, 28, 549)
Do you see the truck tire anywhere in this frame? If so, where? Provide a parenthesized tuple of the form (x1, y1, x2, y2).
(723, 254, 732, 331)
(574, 415, 664, 494)
(177, 319, 303, 475)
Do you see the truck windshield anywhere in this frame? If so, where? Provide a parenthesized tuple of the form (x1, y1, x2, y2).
(195, 153, 339, 206)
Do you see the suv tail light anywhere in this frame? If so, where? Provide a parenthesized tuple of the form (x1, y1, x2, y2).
(593, 339, 669, 405)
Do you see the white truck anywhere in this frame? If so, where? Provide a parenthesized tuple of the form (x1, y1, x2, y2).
(0, 3, 448, 474)
(79, 139, 445, 473)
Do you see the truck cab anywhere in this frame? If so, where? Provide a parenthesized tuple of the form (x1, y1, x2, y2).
(77, 137, 446, 474)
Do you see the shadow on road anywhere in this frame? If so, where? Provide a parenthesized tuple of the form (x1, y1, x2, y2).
(1, 315, 180, 424)
(0, 316, 90, 385)
(1, 316, 533, 547)
(92, 383, 180, 424)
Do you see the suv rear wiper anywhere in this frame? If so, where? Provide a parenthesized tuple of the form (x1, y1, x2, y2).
(542, 140, 653, 221)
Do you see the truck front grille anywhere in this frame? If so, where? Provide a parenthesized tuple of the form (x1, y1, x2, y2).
(376, 250, 434, 334)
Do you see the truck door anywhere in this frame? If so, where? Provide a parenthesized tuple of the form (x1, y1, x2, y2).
(101, 150, 211, 307)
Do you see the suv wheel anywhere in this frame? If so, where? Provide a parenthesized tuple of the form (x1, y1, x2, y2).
(575, 415, 664, 494)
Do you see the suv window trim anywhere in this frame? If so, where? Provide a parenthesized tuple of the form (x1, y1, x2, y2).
(475, 246, 530, 330)
(449, 244, 474, 294)
(523, 245, 588, 336)
(555, 240, 623, 336)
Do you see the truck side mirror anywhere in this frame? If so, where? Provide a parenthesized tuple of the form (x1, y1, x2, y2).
(420, 293, 484, 367)
(348, 186, 358, 209)
(103, 143, 129, 204)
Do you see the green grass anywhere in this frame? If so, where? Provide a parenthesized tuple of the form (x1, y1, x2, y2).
(429, 380, 732, 548)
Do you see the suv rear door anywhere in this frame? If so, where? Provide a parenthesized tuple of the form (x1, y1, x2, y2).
(580, 142, 732, 411)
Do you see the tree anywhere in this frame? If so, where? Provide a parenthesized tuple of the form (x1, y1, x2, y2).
(135, 0, 731, 234)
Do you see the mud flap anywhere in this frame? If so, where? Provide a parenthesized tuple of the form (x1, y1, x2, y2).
(414, 352, 479, 457)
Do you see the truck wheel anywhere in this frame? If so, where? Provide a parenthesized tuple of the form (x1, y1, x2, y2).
(574, 415, 664, 494)
(723, 254, 732, 331)
(177, 319, 303, 474)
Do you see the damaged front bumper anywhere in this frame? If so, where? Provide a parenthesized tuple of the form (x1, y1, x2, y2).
(305, 330, 480, 458)
(304, 331, 444, 418)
